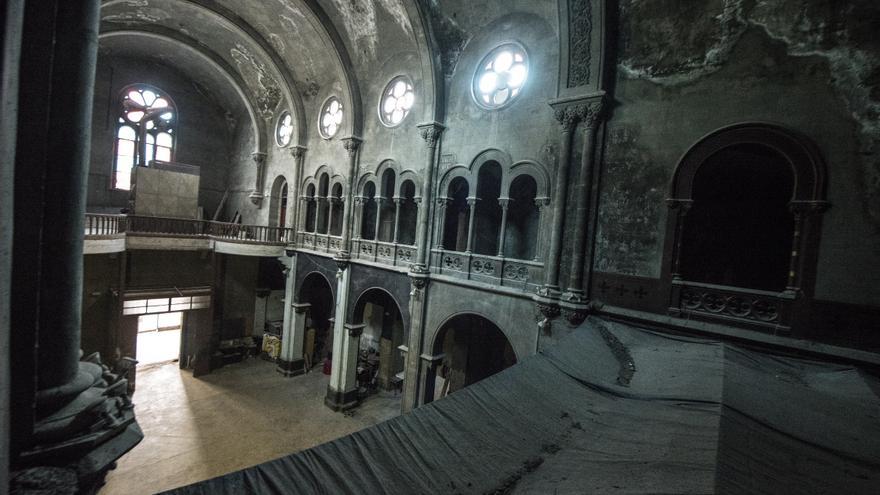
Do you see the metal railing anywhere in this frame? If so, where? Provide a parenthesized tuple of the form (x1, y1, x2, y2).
(84, 213, 293, 245)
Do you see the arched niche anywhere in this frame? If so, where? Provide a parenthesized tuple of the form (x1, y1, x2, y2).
(664, 123, 828, 333)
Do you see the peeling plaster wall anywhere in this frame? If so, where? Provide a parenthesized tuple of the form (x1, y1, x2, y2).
(597, 0, 880, 307)
(88, 55, 236, 216)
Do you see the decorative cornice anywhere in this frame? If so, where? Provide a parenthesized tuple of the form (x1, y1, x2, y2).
(417, 121, 446, 147)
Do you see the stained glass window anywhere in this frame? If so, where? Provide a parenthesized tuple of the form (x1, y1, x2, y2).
(113, 85, 176, 190)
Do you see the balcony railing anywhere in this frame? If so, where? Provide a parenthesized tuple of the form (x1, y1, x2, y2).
(351, 238, 416, 269)
(430, 248, 543, 290)
(84, 213, 293, 245)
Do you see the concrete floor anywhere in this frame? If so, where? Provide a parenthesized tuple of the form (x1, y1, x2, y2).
(100, 358, 401, 495)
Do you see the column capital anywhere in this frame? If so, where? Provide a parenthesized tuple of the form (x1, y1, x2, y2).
(435, 197, 451, 206)
(344, 323, 366, 337)
(498, 197, 511, 208)
(342, 136, 362, 156)
(251, 151, 267, 165)
(581, 100, 605, 129)
(292, 302, 311, 314)
(534, 196, 551, 208)
(417, 121, 446, 147)
(289, 145, 307, 159)
(466, 197, 479, 207)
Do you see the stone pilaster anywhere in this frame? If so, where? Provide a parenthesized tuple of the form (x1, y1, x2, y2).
(560, 98, 604, 324)
(249, 152, 267, 208)
(412, 122, 444, 271)
(338, 136, 362, 260)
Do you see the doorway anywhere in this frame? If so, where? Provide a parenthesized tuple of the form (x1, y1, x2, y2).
(136, 311, 183, 366)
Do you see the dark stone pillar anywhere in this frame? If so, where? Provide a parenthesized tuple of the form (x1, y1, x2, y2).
(10, 3, 143, 489)
(35, 0, 100, 401)
(1, 1, 25, 489)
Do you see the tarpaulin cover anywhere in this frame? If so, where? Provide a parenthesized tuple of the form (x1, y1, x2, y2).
(165, 317, 880, 494)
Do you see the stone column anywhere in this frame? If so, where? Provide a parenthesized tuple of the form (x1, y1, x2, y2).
(434, 197, 450, 250)
(352, 196, 365, 239)
(464, 198, 478, 254)
(10, 1, 142, 489)
(278, 302, 310, 377)
(541, 103, 585, 294)
(288, 146, 307, 238)
(533, 197, 550, 262)
(326, 197, 337, 237)
(325, 262, 356, 410)
(419, 352, 445, 406)
(496, 198, 511, 257)
(666, 199, 694, 281)
(325, 320, 364, 411)
(248, 152, 267, 208)
(392, 197, 402, 244)
(298, 196, 310, 233)
(338, 137, 362, 259)
(563, 101, 603, 307)
(402, 275, 429, 412)
(413, 122, 444, 271)
(374, 197, 385, 242)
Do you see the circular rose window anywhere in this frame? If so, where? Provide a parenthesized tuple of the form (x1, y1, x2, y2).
(379, 76, 415, 126)
(276, 111, 293, 147)
(319, 97, 343, 138)
(472, 43, 529, 109)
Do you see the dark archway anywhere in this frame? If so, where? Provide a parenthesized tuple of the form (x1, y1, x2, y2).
(442, 177, 469, 251)
(665, 123, 828, 333)
(298, 272, 334, 365)
(473, 161, 503, 255)
(504, 174, 539, 260)
(352, 288, 405, 394)
(427, 313, 516, 403)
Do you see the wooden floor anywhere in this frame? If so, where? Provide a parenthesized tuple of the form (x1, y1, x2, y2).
(100, 358, 401, 494)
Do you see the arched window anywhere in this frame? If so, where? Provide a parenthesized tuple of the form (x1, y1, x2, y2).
(329, 183, 343, 236)
(665, 123, 828, 333)
(377, 169, 396, 243)
(398, 180, 418, 246)
(113, 85, 176, 190)
(681, 144, 794, 291)
(360, 182, 377, 241)
(316, 173, 330, 234)
(504, 175, 539, 260)
(303, 184, 316, 233)
(473, 162, 503, 255)
(442, 177, 470, 251)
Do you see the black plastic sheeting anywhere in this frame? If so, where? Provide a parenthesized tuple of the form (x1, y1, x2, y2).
(165, 317, 880, 494)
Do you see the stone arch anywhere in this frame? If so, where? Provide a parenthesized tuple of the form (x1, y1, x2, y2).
(425, 312, 518, 403)
(664, 122, 829, 333)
